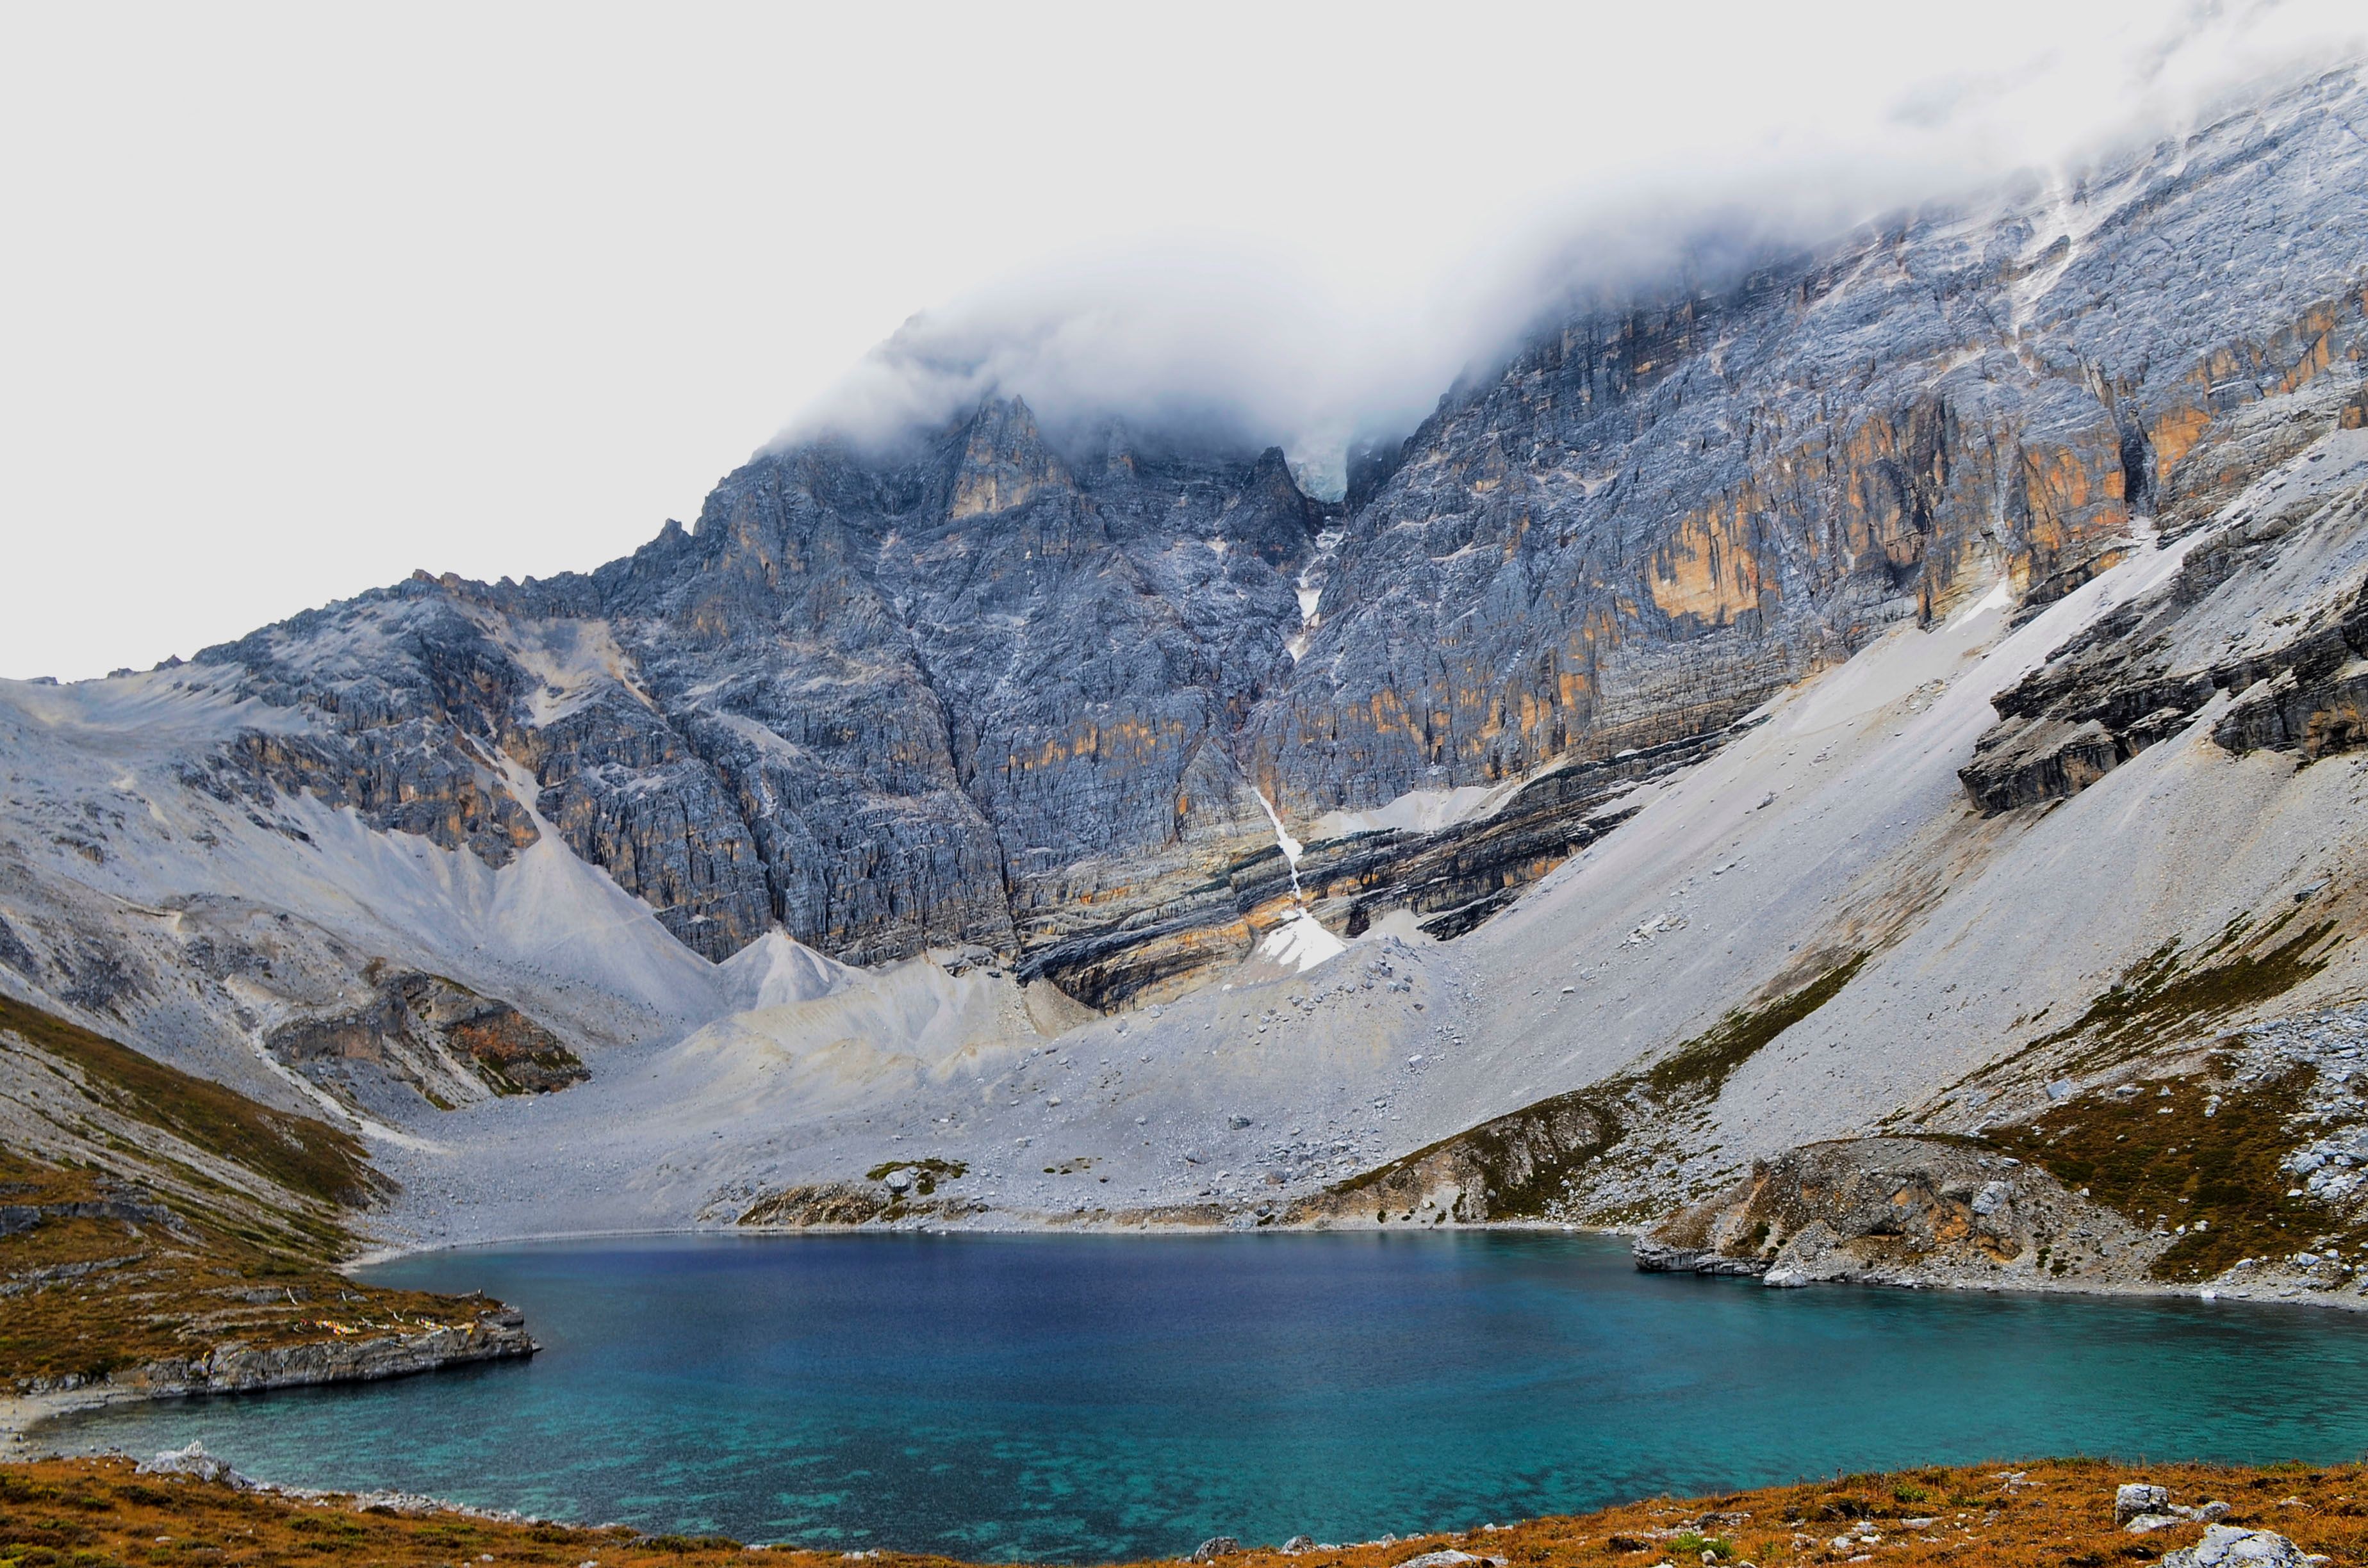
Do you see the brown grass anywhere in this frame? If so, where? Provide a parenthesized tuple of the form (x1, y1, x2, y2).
(0, 1150, 492, 1384)
(1, 1002, 505, 1387)
(3, 1455, 2362, 1567)
(0, 997, 382, 1213)
(1987, 1057, 2367, 1282)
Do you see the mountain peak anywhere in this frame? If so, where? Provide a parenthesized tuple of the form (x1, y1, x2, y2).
(949, 395, 1072, 519)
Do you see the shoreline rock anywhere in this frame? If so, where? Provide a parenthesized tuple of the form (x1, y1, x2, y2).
(4, 1307, 536, 1457)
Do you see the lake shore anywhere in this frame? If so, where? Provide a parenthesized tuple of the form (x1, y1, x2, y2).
(38, 1226, 2368, 1561)
(0, 1387, 132, 1462)
(350, 1205, 2368, 1311)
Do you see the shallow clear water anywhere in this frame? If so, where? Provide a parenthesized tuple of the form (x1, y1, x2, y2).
(45, 1231, 2368, 1561)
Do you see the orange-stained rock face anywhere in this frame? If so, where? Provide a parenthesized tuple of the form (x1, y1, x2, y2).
(2016, 434, 2130, 568)
(1650, 498, 1763, 625)
(948, 396, 1074, 520)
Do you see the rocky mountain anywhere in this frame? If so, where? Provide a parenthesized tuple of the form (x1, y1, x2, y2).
(115, 67, 2368, 1008)
(6, 65, 2368, 1302)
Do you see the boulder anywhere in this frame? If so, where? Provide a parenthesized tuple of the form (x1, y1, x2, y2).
(2162, 1524, 2310, 1566)
(136, 1442, 252, 1489)
(2116, 1483, 2169, 1524)
(1192, 1538, 1242, 1562)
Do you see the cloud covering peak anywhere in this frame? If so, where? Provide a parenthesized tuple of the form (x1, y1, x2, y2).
(780, 3, 2367, 480)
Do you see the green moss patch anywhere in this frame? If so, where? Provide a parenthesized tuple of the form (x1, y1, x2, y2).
(2033, 911, 2340, 1070)
(1647, 951, 1870, 1100)
(1329, 1084, 1626, 1220)
(863, 1158, 968, 1195)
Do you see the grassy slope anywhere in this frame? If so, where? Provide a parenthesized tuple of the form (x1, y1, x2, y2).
(0, 997, 382, 1214)
(3, 1456, 2361, 1567)
(0, 998, 504, 1386)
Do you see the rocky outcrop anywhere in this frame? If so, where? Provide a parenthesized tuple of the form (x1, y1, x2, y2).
(732, 1181, 976, 1228)
(1964, 383, 2368, 814)
(1012, 724, 1730, 1008)
(0, 1185, 189, 1244)
(198, 593, 545, 868)
(1288, 1088, 1623, 1227)
(2117, 1482, 2237, 1536)
(19, 1307, 538, 1400)
(2165, 1525, 2313, 1567)
(1635, 1136, 2153, 1288)
(266, 968, 585, 1110)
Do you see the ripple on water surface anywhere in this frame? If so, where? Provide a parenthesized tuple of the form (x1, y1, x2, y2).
(45, 1231, 2368, 1562)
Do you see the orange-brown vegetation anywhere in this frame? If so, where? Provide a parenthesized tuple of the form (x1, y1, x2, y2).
(3, 1455, 2362, 1568)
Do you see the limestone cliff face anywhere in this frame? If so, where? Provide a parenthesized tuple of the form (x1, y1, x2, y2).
(174, 67, 2368, 997)
(1249, 68, 2368, 815)
(193, 406, 1329, 969)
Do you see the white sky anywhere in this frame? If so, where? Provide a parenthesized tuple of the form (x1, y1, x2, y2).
(2, 1, 2360, 680)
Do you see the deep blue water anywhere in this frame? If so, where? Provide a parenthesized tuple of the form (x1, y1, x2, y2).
(44, 1231, 2368, 1560)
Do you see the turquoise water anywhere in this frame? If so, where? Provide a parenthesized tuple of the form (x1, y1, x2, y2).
(44, 1232, 2368, 1560)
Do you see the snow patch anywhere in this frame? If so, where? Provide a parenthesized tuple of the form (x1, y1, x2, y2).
(1258, 908, 1348, 974)
(1248, 785, 1346, 974)
(1251, 786, 1304, 879)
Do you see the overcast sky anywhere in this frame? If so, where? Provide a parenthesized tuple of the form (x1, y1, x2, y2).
(2, 1, 2361, 680)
